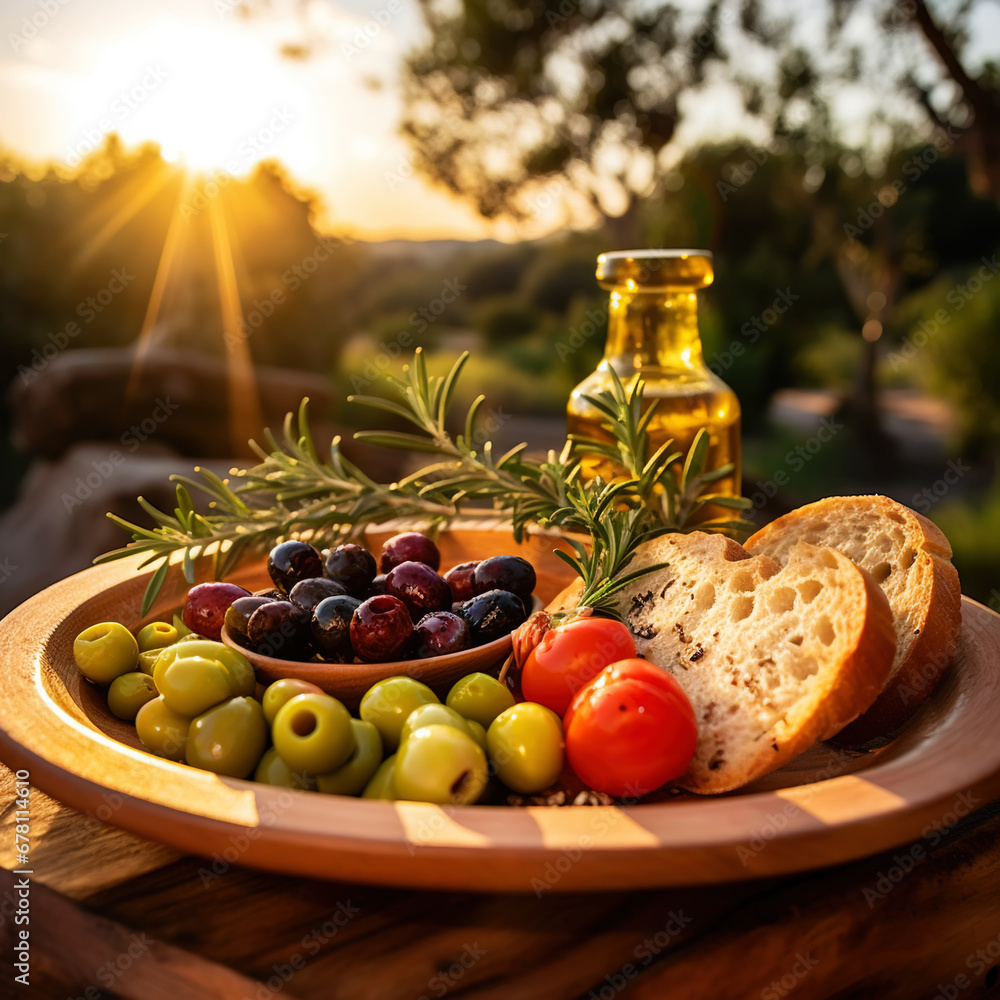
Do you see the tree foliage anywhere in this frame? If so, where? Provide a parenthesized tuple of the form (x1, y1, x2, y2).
(401, 0, 1000, 224)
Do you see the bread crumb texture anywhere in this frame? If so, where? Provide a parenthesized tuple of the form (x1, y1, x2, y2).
(616, 531, 895, 793)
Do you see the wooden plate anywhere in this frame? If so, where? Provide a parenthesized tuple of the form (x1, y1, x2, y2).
(2, 519, 1000, 893)
(220, 596, 543, 713)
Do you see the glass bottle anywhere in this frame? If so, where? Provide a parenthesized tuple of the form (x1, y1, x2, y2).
(566, 249, 741, 504)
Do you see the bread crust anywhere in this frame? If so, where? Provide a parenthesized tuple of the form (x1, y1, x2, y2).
(679, 546, 896, 793)
(747, 495, 962, 743)
(612, 533, 897, 794)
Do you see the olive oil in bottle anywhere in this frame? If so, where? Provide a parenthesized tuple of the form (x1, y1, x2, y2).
(567, 250, 741, 510)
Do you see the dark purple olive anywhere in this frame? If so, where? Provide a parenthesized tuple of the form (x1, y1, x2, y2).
(324, 543, 377, 598)
(384, 561, 452, 619)
(370, 574, 387, 596)
(444, 561, 479, 602)
(224, 596, 275, 646)
(310, 597, 355, 660)
(379, 532, 440, 573)
(349, 595, 413, 662)
(288, 577, 347, 612)
(413, 612, 471, 658)
(472, 555, 536, 603)
(458, 589, 527, 644)
(248, 600, 311, 659)
(313, 594, 362, 625)
(267, 541, 323, 594)
(253, 588, 284, 600)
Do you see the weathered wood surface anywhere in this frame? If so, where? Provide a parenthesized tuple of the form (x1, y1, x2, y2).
(2, 766, 1000, 999)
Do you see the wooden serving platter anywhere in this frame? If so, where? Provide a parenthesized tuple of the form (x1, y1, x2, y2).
(1, 520, 999, 893)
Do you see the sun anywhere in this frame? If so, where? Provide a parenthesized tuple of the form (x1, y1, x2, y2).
(82, 18, 309, 176)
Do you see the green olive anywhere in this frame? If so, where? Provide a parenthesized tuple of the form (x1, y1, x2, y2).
(272, 693, 355, 775)
(393, 725, 487, 805)
(186, 697, 268, 778)
(446, 672, 515, 728)
(399, 702, 474, 746)
(466, 719, 488, 752)
(359, 676, 439, 752)
(137, 649, 161, 678)
(153, 640, 255, 703)
(487, 703, 564, 794)
(107, 672, 158, 721)
(316, 720, 384, 796)
(362, 754, 397, 799)
(135, 696, 192, 761)
(262, 678, 325, 726)
(157, 655, 235, 717)
(73, 622, 139, 684)
(136, 621, 180, 652)
(254, 747, 315, 790)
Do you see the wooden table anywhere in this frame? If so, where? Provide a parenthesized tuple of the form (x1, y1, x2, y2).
(2, 760, 1000, 1000)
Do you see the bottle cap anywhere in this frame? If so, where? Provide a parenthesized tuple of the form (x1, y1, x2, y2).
(596, 249, 714, 289)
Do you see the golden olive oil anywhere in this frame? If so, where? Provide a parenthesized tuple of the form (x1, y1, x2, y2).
(566, 250, 741, 518)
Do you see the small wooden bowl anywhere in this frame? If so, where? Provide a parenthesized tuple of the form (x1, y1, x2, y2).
(220, 597, 542, 710)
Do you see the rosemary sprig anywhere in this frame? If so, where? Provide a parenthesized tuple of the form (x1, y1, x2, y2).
(98, 350, 753, 614)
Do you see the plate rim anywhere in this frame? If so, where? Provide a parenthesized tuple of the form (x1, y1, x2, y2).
(2, 535, 1000, 893)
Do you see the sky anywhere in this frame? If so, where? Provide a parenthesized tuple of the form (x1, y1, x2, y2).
(3, 0, 999, 241)
(0, 0, 496, 239)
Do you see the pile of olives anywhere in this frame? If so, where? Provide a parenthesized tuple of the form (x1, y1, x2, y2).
(72, 618, 565, 802)
(182, 531, 536, 664)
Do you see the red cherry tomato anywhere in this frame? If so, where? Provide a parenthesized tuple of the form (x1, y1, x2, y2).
(520, 617, 637, 716)
(563, 658, 697, 798)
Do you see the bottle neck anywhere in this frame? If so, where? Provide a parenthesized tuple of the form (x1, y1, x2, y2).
(603, 287, 706, 372)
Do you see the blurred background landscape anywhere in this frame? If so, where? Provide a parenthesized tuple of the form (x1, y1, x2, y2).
(2, 0, 999, 613)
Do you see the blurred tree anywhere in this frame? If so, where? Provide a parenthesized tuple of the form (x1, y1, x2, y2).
(400, 0, 1000, 227)
(0, 139, 362, 504)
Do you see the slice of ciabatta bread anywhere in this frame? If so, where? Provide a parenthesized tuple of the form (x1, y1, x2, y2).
(615, 532, 896, 794)
(745, 495, 961, 742)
